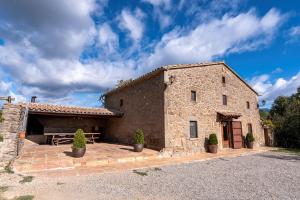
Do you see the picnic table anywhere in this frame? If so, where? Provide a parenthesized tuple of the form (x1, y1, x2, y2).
(44, 132, 101, 146)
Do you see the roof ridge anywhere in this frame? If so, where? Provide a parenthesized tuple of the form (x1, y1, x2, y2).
(24, 102, 103, 110)
(104, 61, 225, 96)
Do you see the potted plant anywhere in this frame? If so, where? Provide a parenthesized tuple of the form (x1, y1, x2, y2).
(72, 129, 86, 158)
(133, 129, 144, 152)
(246, 133, 255, 149)
(208, 133, 218, 153)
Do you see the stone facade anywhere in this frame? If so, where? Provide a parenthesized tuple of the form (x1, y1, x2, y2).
(105, 72, 165, 150)
(0, 103, 23, 169)
(105, 62, 265, 153)
(164, 63, 264, 153)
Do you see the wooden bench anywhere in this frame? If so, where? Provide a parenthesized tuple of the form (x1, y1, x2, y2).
(44, 132, 101, 146)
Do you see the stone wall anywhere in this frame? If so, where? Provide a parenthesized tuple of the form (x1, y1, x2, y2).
(0, 103, 23, 169)
(105, 73, 165, 150)
(164, 64, 264, 153)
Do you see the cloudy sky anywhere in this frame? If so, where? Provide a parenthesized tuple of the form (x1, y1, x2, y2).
(0, 0, 299, 107)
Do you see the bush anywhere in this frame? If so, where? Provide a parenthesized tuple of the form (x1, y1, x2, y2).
(72, 129, 86, 149)
(0, 134, 3, 142)
(209, 133, 218, 145)
(134, 129, 144, 144)
(246, 133, 255, 143)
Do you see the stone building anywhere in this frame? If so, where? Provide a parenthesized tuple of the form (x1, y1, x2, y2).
(0, 61, 265, 168)
(105, 61, 265, 153)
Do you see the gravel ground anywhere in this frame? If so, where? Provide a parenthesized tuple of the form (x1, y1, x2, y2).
(1, 151, 300, 200)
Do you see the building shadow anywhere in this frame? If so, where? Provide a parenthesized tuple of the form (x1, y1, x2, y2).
(119, 147, 135, 152)
(256, 152, 300, 161)
(63, 151, 74, 157)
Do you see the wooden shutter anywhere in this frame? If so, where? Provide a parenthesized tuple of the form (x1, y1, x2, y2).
(232, 121, 243, 149)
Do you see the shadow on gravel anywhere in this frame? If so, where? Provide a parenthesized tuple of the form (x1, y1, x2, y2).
(256, 153, 300, 161)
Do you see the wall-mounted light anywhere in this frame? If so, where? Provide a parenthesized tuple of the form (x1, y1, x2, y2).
(169, 75, 176, 84)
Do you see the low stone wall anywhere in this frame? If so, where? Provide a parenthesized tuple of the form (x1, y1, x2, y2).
(0, 103, 23, 170)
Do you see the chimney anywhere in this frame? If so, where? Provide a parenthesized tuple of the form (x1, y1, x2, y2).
(31, 96, 37, 103)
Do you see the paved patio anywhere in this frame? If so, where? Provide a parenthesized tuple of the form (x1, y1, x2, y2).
(13, 140, 159, 174)
(13, 140, 274, 177)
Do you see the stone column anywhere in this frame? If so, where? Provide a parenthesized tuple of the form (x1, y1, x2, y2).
(0, 103, 23, 170)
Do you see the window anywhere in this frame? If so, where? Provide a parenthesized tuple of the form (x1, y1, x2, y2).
(222, 95, 227, 105)
(247, 123, 253, 134)
(120, 99, 123, 107)
(247, 101, 250, 109)
(222, 76, 226, 84)
(190, 121, 198, 138)
(191, 90, 196, 101)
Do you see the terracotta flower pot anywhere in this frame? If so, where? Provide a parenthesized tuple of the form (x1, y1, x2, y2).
(208, 144, 218, 153)
(247, 142, 254, 149)
(72, 147, 86, 158)
(19, 132, 26, 139)
(133, 144, 144, 152)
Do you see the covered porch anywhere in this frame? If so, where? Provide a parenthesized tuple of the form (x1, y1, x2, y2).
(24, 103, 123, 145)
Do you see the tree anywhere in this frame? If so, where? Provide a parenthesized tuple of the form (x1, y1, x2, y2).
(270, 87, 300, 148)
(0, 110, 3, 123)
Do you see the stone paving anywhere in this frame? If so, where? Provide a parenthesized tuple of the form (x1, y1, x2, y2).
(13, 140, 275, 177)
(13, 141, 159, 174)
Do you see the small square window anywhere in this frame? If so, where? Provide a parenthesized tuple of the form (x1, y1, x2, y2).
(247, 123, 253, 134)
(222, 95, 227, 105)
(247, 101, 250, 109)
(120, 99, 123, 107)
(222, 76, 226, 84)
(191, 90, 196, 101)
(190, 121, 198, 138)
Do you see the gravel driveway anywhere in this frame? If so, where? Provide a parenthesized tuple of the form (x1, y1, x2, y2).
(1, 151, 300, 200)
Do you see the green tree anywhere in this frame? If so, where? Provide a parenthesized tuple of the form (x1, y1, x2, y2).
(0, 110, 3, 123)
(270, 87, 300, 148)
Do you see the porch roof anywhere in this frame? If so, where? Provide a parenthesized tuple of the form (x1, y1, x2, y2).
(217, 111, 242, 120)
(23, 103, 123, 117)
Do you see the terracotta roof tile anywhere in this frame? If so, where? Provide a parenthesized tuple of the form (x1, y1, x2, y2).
(21, 103, 123, 116)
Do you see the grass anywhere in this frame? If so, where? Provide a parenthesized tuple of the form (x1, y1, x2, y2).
(19, 176, 34, 184)
(0, 186, 9, 193)
(15, 195, 34, 200)
(133, 170, 148, 176)
(153, 167, 162, 171)
(4, 165, 14, 174)
(272, 148, 300, 155)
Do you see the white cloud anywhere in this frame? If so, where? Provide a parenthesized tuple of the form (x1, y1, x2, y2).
(286, 25, 300, 43)
(288, 25, 300, 37)
(250, 71, 300, 102)
(0, 0, 98, 59)
(97, 23, 119, 54)
(142, 8, 284, 68)
(119, 9, 145, 41)
(142, 0, 171, 9)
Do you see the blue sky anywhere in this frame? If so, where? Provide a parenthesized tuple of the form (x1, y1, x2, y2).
(0, 0, 299, 108)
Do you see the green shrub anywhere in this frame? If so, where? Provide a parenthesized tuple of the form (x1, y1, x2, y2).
(72, 129, 86, 149)
(0, 134, 3, 142)
(209, 133, 218, 145)
(133, 129, 144, 144)
(246, 133, 255, 142)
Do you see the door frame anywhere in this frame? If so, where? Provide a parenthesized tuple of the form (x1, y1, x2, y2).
(221, 120, 233, 148)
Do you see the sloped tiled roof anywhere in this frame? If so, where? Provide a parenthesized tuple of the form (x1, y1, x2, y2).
(104, 61, 258, 96)
(23, 103, 123, 116)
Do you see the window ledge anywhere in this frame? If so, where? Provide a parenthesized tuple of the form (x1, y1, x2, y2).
(189, 138, 199, 141)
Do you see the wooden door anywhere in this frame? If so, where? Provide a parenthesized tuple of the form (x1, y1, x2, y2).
(231, 121, 243, 149)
